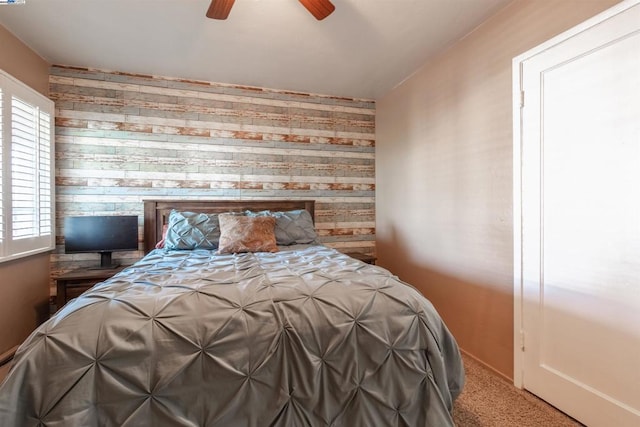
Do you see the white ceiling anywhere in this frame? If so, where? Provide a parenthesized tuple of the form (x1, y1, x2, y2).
(0, 0, 511, 100)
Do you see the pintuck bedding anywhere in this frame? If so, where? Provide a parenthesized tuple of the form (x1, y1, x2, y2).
(0, 203, 464, 426)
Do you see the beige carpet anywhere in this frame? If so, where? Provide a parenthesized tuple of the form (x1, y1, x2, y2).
(453, 354, 583, 426)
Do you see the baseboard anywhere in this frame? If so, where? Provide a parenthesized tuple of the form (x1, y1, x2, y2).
(459, 348, 513, 384)
(0, 345, 18, 366)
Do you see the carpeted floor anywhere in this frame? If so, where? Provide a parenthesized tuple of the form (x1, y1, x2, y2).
(453, 353, 583, 426)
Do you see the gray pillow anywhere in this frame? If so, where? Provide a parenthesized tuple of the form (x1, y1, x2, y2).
(164, 210, 220, 250)
(246, 209, 317, 245)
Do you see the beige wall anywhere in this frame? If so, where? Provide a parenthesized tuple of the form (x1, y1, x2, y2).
(0, 255, 51, 357)
(0, 25, 51, 356)
(0, 25, 49, 96)
(375, 0, 619, 379)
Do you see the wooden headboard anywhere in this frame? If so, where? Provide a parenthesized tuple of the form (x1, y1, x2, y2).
(143, 199, 315, 253)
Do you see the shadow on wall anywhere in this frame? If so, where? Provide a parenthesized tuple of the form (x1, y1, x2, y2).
(376, 225, 514, 379)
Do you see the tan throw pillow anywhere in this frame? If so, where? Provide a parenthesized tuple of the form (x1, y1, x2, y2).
(217, 213, 278, 254)
(155, 223, 169, 249)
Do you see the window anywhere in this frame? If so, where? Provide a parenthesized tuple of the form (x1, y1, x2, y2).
(0, 70, 54, 262)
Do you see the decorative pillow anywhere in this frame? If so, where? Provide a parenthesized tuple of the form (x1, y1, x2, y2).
(217, 213, 278, 254)
(164, 210, 220, 250)
(247, 209, 317, 245)
(155, 223, 169, 249)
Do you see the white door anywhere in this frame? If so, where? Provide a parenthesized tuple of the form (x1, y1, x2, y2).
(514, 1, 640, 426)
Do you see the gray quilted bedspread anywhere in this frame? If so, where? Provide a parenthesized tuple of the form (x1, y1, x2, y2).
(0, 245, 464, 426)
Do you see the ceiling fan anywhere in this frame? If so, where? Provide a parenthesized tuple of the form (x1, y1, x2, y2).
(207, 0, 336, 21)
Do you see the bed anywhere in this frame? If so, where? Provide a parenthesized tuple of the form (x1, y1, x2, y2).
(0, 199, 464, 426)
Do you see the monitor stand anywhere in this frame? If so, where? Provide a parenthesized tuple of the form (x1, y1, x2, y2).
(90, 252, 120, 270)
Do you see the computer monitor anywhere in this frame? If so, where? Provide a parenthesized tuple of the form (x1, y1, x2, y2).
(64, 215, 138, 269)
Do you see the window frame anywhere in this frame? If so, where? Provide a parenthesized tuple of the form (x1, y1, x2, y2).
(0, 69, 55, 263)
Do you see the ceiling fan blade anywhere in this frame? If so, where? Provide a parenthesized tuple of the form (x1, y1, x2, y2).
(206, 0, 235, 20)
(298, 0, 335, 20)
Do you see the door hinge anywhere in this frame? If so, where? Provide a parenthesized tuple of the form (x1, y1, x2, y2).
(520, 90, 525, 108)
(520, 330, 525, 351)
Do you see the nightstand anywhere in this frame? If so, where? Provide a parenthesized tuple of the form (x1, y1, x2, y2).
(344, 252, 377, 265)
(55, 266, 125, 310)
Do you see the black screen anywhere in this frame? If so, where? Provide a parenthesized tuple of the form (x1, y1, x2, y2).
(64, 215, 138, 254)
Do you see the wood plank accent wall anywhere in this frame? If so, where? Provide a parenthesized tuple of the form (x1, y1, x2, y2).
(50, 65, 375, 273)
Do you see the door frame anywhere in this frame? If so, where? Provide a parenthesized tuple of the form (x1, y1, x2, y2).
(511, 0, 640, 389)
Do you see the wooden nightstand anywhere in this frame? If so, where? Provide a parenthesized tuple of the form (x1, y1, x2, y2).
(344, 252, 377, 265)
(55, 266, 125, 310)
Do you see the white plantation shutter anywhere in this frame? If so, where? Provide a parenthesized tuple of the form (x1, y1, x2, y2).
(0, 70, 54, 262)
(38, 112, 52, 236)
(11, 97, 38, 239)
